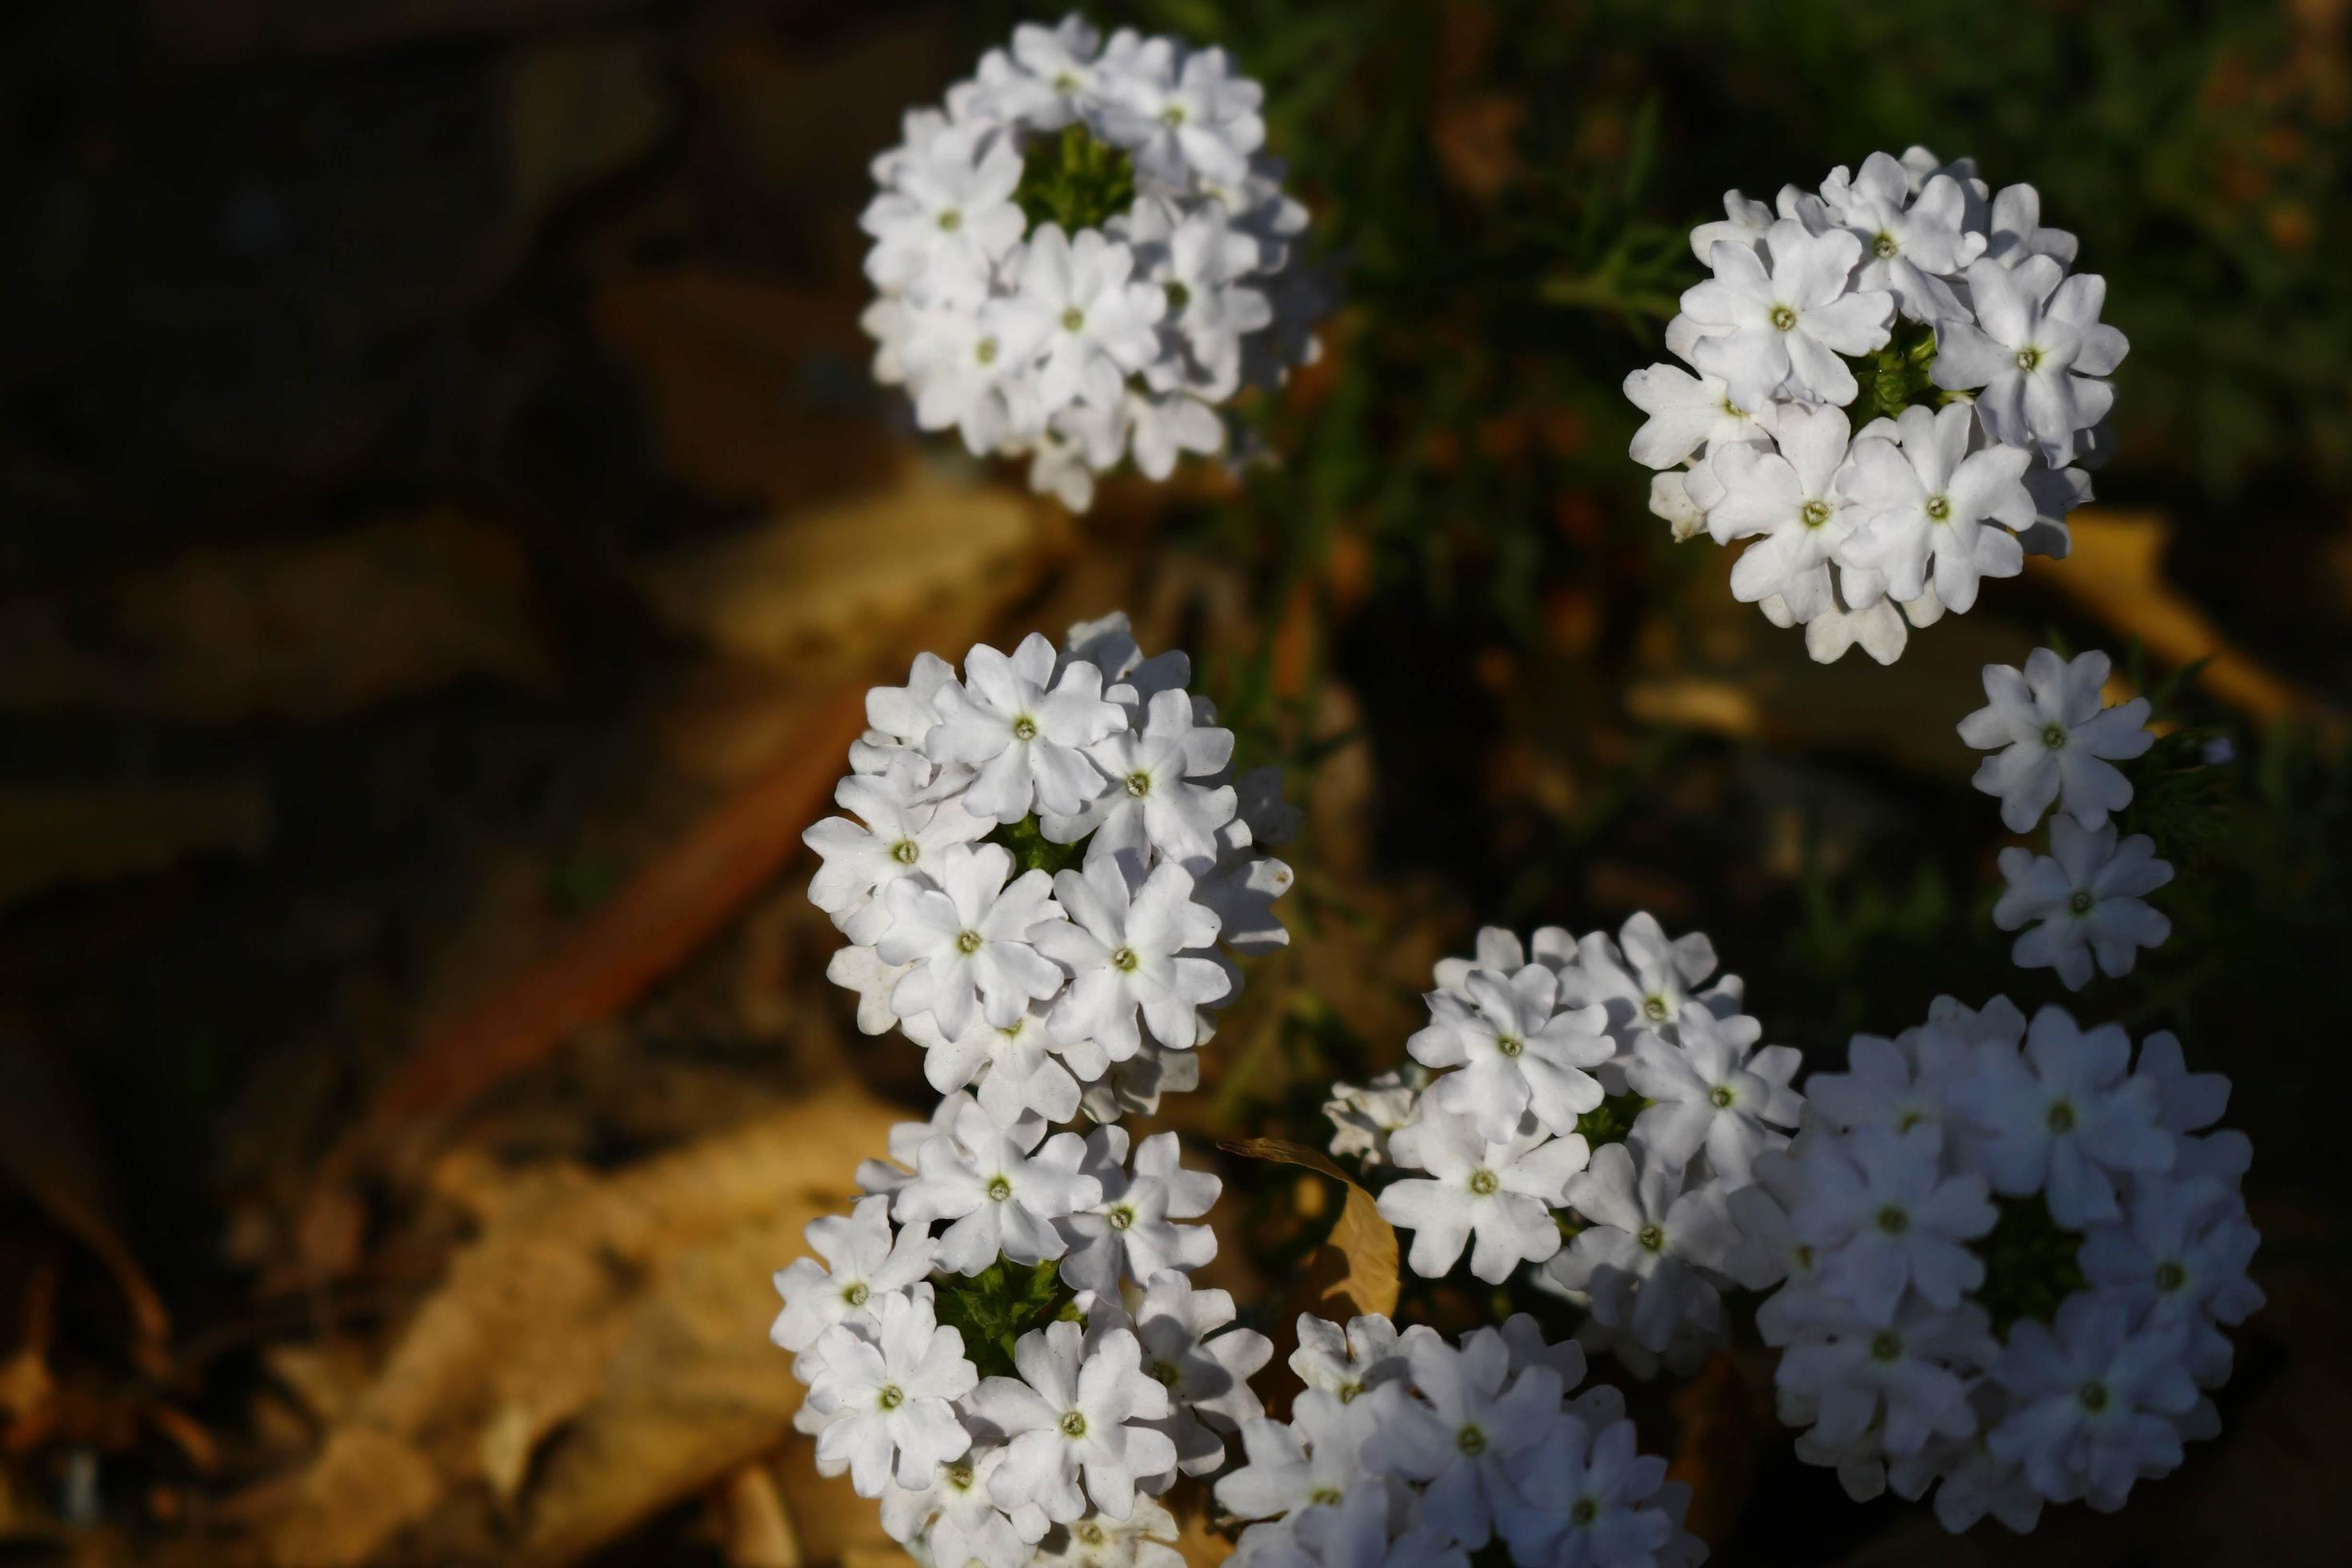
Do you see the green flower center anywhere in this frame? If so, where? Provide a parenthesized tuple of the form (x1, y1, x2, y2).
(1108, 1205, 1135, 1231)
(890, 838, 921, 865)
(1150, 1359, 1181, 1388)
(1876, 1205, 1910, 1235)
(1874, 232, 1899, 259)
(946, 1461, 974, 1490)
(1467, 1168, 1500, 1196)
(1124, 770, 1152, 798)
(2046, 1102, 2077, 1134)
(1014, 125, 1138, 234)
(2078, 1380, 2109, 1413)
(986, 1176, 1014, 1202)
(2042, 722, 2069, 750)
(975, 337, 998, 366)
(843, 1281, 870, 1307)
(957, 930, 984, 954)
(1800, 498, 1833, 529)
(1060, 306, 1087, 334)
(1496, 1034, 1524, 1058)
(2016, 346, 2042, 373)
(1455, 1424, 1487, 1456)
(1161, 104, 1187, 126)
(1643, 995, 1670, 1022)
(1060, 1410, 1089, 1438)
(1571, 1498, 1601, 1526)
(1637, 1223, 1666, 1254)
(2069, 890, 2096, 915)
(1165, 281, 1191, 312)
(1870, 1330, 1903, 1362)
(1710, 1084, 1736, 1108)
(1770, 303, 1798, 332)
(936, 208, 963, 233)
(1925, 494, 1951, 522)
(2155, 1260, 2187, 1292)
(1336, 1381, 1364, 1405)
(1310, 1486, 1345, 1506)
(877, 1384, 904, 1410)
(1012, 715, 1038, 741)
(1111, 946, 1140, 973)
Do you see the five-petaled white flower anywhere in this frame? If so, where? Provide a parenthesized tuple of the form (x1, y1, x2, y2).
(989, 225, 1169, 414)
(806, 1291, 979, 1497)
(1930, 256, 2127, 466)
(1986, 1294, 2198, 1512)
(1550, 1141, 1736, 1354)
(928, 634, 1129, 823)
(1358, 1330, 1565, 1552)
(1681, 220, 1894, 410)
(1049, 686, 1238, 863)
(1058, 1127, 1222, 1294)
(1994, 817, 2174, 990)
(1379, 1105, 1586, 1284)
(1834, 152, 1985, 324)
(1790, 1127, 1996, 1318)
(1838, 402, 2034, 614)
(1624, 1006, 1803, 1185)
(804, 756, 992, 945)
(1953, 1006, 2174, 1228)
(1706, 402, 1866, 622)
(1099, 42, 1266, 186)
(861, 126, 1026, 306)
(1956, 647, 2154, 833)
(878, 842, 1066, 1038)
(1495, 1414, 1678, 1568)
(772, 1193, 938, 1354)
(894, 1102, 1101, 1274)
(970, 1320, 1180, 1524)
(1409, 963, 1613, 1142)
(1036, 856, 1229, 1059)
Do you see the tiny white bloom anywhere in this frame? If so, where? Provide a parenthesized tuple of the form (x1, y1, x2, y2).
(1930, 257, 2127, 466)
(1058, 1127, 1221, 1294)
(1680, 220, 1894, 410)
(1954, 1006, 2174, 1228)
(1379, 1105, 1587, 1284)
(970, 1319, 1180, 1524)
(806, 1291, 978, 1496)
(772, 1194, 938, 1353)
(1549, 1141, 1734, 1355)
(1036, 855, 1230, 1060)
(1409, 964, 1614, 1142)
(928, 633, 1129, 823)
(1837, 402, 2033, 614)
(878, 842, 1066, 1038)
(1956, 646, 2154, 833)
(1623, 1006, 1803, 1185)
(1994, 817, 2173, 990)
(894, 1102, 1102, 1274)
(990, 226, 1169, 414)
(1986, 1295, 2198, 1510)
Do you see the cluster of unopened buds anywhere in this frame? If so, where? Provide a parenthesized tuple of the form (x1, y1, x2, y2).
(1630, 147, 2123, 663)
(861, 14, 1326, 510)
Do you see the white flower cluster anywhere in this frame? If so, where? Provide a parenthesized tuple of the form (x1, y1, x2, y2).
(1630, 147, 2124, 664)
(807, 611, 1299, 1124)
(777, 1094, 1270, 1565)
(782, 611, 1302, 1563)
(1342, 915, 1805, 1378)
(860, 14, 1325, 510)
(1963, 646, 2170, 990)
(1218, 1313, 1703, 1566)
(1735, 996, 2261, 1530)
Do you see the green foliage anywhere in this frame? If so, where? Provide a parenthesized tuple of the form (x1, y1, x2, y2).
(1015, 124, 1139, 235)
(1848, 320, 1950, 422)
(930, 1258, 1081, 1381)
(986, 814, 1093, 878)
(1971, 1194, 2089, 1339)
(1574, 1090, 1651, 1148)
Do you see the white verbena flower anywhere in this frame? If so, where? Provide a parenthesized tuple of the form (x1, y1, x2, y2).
(971, 1319, 1180, 1524)
(1036, 855, 1230, 1060)
(878, 842, 1066, 1038)
(1994, 817, 2174, 990)
(806, 1291, 978, 1496)
(1680, 220, 1894, 410)
(1956, 646, 2154, 833)
(771, 1193, 938, 1354)
(1931, 257, 2127, 466)
(894, 1101, 1101, 1274)
(1837, 402, 2033, 614)
(1379, 1104, 1587, 1283)
(1409, 964, 1613, 1142)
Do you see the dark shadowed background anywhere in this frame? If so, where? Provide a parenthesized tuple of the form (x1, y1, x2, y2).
(2, 1, 2347, 1563)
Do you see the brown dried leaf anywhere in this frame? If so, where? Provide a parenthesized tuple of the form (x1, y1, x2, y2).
(0, 512, 557, 723)
(641, 458, 1066, 667)
(2028, 510, 2344, 730)
(262, 1086, 901, 1567)
(1219, 1138, 1400, 1319)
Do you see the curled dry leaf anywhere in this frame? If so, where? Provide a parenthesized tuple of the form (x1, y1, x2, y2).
(261, 1086, 902, 1568)
(1218, 1138, 1400, 1320)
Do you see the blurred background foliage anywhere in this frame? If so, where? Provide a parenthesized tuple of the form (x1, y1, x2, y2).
(1, 0, 2347, 1562)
